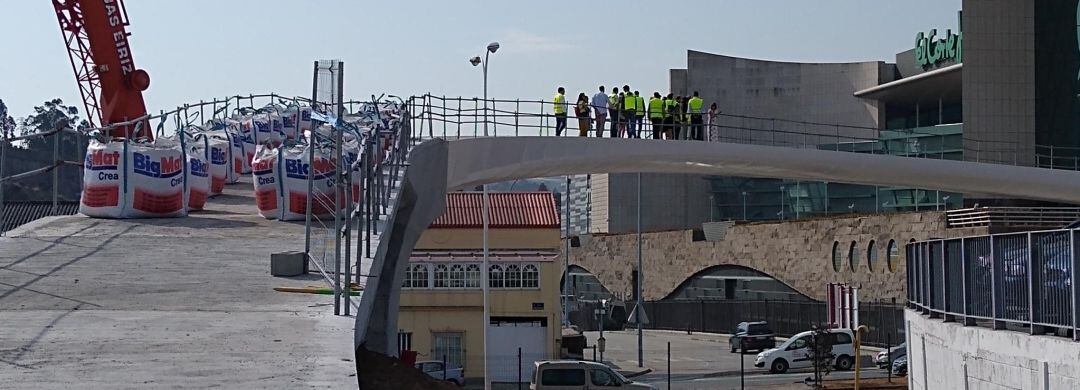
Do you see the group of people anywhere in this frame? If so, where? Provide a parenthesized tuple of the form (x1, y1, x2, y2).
(552, 85, 718, 141)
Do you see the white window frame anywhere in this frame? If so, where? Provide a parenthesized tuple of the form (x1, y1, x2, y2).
(465, 264, 481, 288)
(433, 264, 450, 288)
(449, 264, 466, 288)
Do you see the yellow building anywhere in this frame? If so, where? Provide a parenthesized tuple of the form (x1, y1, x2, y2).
(397, 191, 563, 382)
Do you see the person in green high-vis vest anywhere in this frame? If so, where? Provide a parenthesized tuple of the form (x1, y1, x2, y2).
(648, 92, 664, 140)
(553, 87, 567, 136)
(688, 91, 704, 141)
(630, 90, 639, 139)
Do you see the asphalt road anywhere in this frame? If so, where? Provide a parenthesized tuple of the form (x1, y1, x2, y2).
(585, 329, 890, 390)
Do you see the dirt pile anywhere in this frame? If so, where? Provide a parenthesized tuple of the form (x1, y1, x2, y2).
(355, 345, 459, 390)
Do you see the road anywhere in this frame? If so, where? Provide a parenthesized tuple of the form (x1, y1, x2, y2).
(585, 329, 892, 389)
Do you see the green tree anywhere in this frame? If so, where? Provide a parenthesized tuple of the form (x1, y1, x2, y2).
(0, 98, 15, 139)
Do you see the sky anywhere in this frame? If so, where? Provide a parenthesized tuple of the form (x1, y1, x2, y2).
(0, 0, 961, 121)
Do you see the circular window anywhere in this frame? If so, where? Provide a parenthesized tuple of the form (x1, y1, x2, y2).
(886, 239, 899, 272)
(832, 241, 842, 272)
(848, 241, 858, 272)
(867, 240, 877, 272)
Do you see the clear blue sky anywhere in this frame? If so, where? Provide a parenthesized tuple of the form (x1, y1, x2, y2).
(0, 0, 961, 120)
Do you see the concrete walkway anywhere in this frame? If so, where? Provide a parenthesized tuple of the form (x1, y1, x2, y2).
(0, 179, 356, 389)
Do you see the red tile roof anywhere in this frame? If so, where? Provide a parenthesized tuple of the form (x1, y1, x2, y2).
(430, 192, 560, 229)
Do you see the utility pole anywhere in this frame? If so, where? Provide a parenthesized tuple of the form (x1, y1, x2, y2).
(636, 172, 643, 368)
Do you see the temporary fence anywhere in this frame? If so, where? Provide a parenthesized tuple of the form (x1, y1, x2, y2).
(639, 299, 905, 347)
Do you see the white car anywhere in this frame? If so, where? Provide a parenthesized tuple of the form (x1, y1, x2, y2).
(530, 360, 656, 390)
(415, 360, 464, 386)
(754, 329, 856, 374)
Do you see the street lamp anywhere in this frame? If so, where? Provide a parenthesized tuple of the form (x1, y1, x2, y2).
(741, 191, 748, 221)
(470, 41, 499, 390)
(469, 41, 500, 137)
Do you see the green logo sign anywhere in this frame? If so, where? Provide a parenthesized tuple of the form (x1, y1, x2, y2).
(915, 28, 962, 68)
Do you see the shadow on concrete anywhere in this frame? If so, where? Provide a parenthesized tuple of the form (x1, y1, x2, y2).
(0, 304, 80, 369)
(128, 216, 259, 229)
(0, 222, 101, 271)
(205, 192, 254, 206)
(0, 225, 134, 303)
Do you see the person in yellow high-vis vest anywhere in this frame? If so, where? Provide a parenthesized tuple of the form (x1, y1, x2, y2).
(663, 93, 676, 140)
(630, 90, 639, 138)
(648, 92, 664, 140)
(688, 91, 704, 141)
(621, 85, 636, 138)
(553, 87, 567, 136)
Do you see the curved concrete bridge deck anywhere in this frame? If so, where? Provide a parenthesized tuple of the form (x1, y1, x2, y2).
(356, 136, 1080, 358)
(0, 179, 355, 389)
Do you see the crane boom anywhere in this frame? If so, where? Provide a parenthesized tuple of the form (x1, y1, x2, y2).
(53, 0, 152, 139)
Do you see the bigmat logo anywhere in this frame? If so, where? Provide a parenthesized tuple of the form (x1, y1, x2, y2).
(211, 147, 228, 165)
(190, 158, 209, 178)
(284, 158, 335, 180)
(86, 150, 121, 171)
(252, 158, 275, 176)
(132, 153, 183, 179)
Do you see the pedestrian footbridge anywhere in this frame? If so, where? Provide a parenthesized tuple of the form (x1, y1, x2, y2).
(354, 135, 1080, 360)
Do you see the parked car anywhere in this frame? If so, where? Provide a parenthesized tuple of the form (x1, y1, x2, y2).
(891, 354, 908, 376)
(729, 321, 776, 353)
(754, 328, 856, 374)
(530, 360, 656, 390)
(874, 342, 906, 368)
(415, 360, 464, 386)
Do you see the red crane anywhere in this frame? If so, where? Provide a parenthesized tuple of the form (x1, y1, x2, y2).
(53, 0, 152, 140)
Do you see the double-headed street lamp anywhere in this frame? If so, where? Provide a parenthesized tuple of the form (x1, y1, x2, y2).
(470, 41, 499, 137)
(470, 41, 499, 390)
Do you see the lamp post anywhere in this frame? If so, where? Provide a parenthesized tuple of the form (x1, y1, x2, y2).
(741, 191, 748, 221)
(470, 41, 499, 390)
(779, 185, 786, 220)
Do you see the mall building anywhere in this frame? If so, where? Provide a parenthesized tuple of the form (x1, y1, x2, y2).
(566, 1, 1080, 233)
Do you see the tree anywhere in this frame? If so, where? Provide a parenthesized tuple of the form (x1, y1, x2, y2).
(0, 98, 15, 139)
(18, 98, 87, 137)
(803, 326, 835, 389)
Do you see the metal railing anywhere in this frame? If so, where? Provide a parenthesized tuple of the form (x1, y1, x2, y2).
(402, 94, 1068, 168)
(946, 207, 1080, 229)
(638, 299, 905, 347)
(907, 230, 1079, 340)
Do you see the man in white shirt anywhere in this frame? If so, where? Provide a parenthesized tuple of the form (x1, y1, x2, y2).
(591, 86, 609, 137)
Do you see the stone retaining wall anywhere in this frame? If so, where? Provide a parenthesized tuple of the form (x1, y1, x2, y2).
(564, 211, 987, 302)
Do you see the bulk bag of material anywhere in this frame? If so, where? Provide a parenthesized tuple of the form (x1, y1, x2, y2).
(123, 142, 187, 218)
(229, 117, 257, 173)
(251, 144, 280, 219)
(186, 141, 210, 211)
(253, 113, 284, 147)
(206, 135, 231, 194)
(281, 109, 297, 141)
(80, 139, 126, 218)
(278, 144, 343, 221)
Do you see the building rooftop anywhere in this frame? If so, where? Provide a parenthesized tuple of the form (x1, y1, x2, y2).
(409, 250, 559, 262)
(0, 178, 355, 388)
(430, 192, 560, 229)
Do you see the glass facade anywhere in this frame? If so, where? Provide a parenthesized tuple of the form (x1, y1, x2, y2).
(707, 123, 964, 221)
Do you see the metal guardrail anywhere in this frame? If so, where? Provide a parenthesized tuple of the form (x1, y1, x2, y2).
(907, 230, 1079, 340)
(638, 299, 905, 347)
(945, 207, 1080, 229)
(402, 94, 1072, 168)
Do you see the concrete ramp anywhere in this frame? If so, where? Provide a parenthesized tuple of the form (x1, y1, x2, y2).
(0, 179, 356, 388)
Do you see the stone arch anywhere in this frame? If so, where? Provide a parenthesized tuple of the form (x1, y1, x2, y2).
(660, 264, 816, 302)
